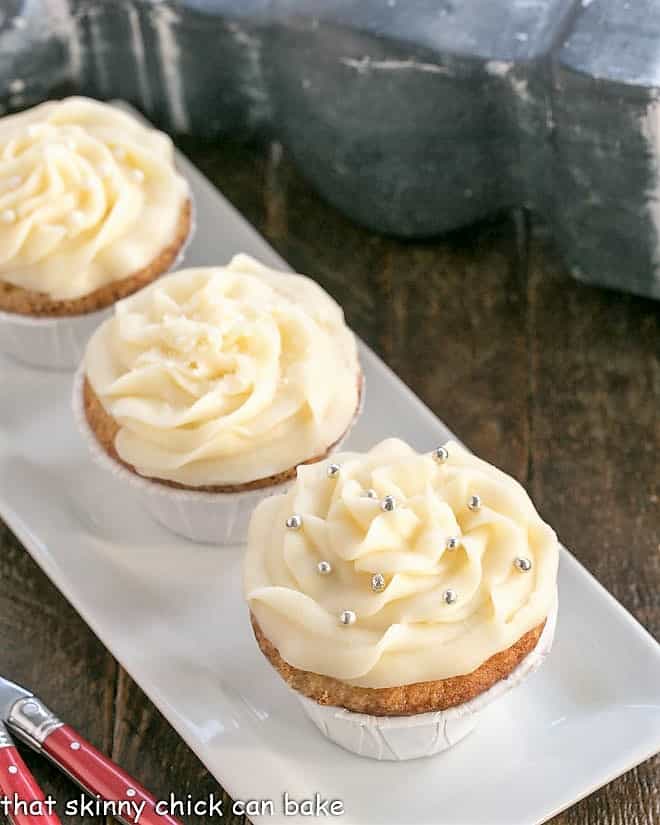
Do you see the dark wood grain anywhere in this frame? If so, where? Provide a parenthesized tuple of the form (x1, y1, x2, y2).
(526, 224, 660, 825)
(0, 523, 115, 825)
(0, 137, 658, 825)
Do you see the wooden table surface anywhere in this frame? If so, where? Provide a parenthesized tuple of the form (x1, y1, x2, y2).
(0, 137, 658, 825)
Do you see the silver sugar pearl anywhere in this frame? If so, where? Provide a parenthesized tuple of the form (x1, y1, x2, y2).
(443, 588, 458, 605)
(370, 573, 386, 593)
(364, 488, 377, 499)
(467, 494, 482, 511)
(514, 557, 533, 572)
(327, 463, 341, 478)
(445, 536, 460, 551)
(317, 560, 333, 576)
(381, 495, 396, 512)
(339, 610, 357, 626)
(432, 446, 449, 463)
(285, 514, 303, 531)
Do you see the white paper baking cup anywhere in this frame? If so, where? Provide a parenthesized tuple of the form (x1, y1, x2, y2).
(72, 364, 361, 545)
(0, 306, 112, 371)
(72, 367, 289, 544)
(0, 195, 196, 372)
(297, 599, 558, 761)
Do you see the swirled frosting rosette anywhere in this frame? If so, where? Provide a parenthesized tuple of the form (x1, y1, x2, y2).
(0, 96, 189, 302)
(245, 438, 558, 687)
(0, 97, 190, 369)
(245, 438, 559, 757)
(76, 254, 362, 542)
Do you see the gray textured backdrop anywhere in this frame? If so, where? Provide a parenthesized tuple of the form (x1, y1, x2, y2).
(1, 0, 659, 300)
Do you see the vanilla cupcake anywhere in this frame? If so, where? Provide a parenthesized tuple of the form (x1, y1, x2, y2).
(244, 438, 559, 760)
(0, 97, 192, 369)
(73, 254, 363, 543)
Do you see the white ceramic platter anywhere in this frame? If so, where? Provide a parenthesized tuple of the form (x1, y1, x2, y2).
(1, 131, 659, 825)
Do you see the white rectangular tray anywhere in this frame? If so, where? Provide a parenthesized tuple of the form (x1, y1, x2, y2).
(1, 139, 659, 825)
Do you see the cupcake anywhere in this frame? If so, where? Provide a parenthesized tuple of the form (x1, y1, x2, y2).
(244, 438, 559, 760)
(73, 254, 363, 544)
(0, 96, 192, 369)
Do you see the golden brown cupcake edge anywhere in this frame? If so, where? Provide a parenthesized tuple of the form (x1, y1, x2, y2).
(250, 612, 546, 716)
(82, 372, 363, 493)
(0, 199, 192, 317)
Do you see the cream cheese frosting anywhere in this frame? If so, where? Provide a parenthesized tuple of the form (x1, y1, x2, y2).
(244, 439, 559, 688)
(0, 97, 188, 300)
(84, 254, 361, 486)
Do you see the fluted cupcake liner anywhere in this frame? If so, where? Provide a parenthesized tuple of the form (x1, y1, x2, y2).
(0, 195, 196, 371)
(72, 366, 291, 545)
(296, 598, 558, 761)
(72, 365, 362, 545)
(0, 306, 113, 371)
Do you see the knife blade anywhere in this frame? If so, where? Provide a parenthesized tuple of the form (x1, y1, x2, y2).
(0, 676, 182, 825)
(0, 719, 62, 825)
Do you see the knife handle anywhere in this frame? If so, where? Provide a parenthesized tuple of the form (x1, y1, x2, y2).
(0, 743, 62, 825)
(42, 725, 182, 825)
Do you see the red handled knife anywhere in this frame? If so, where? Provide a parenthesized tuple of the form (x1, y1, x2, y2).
(0, 675, 183, 825)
